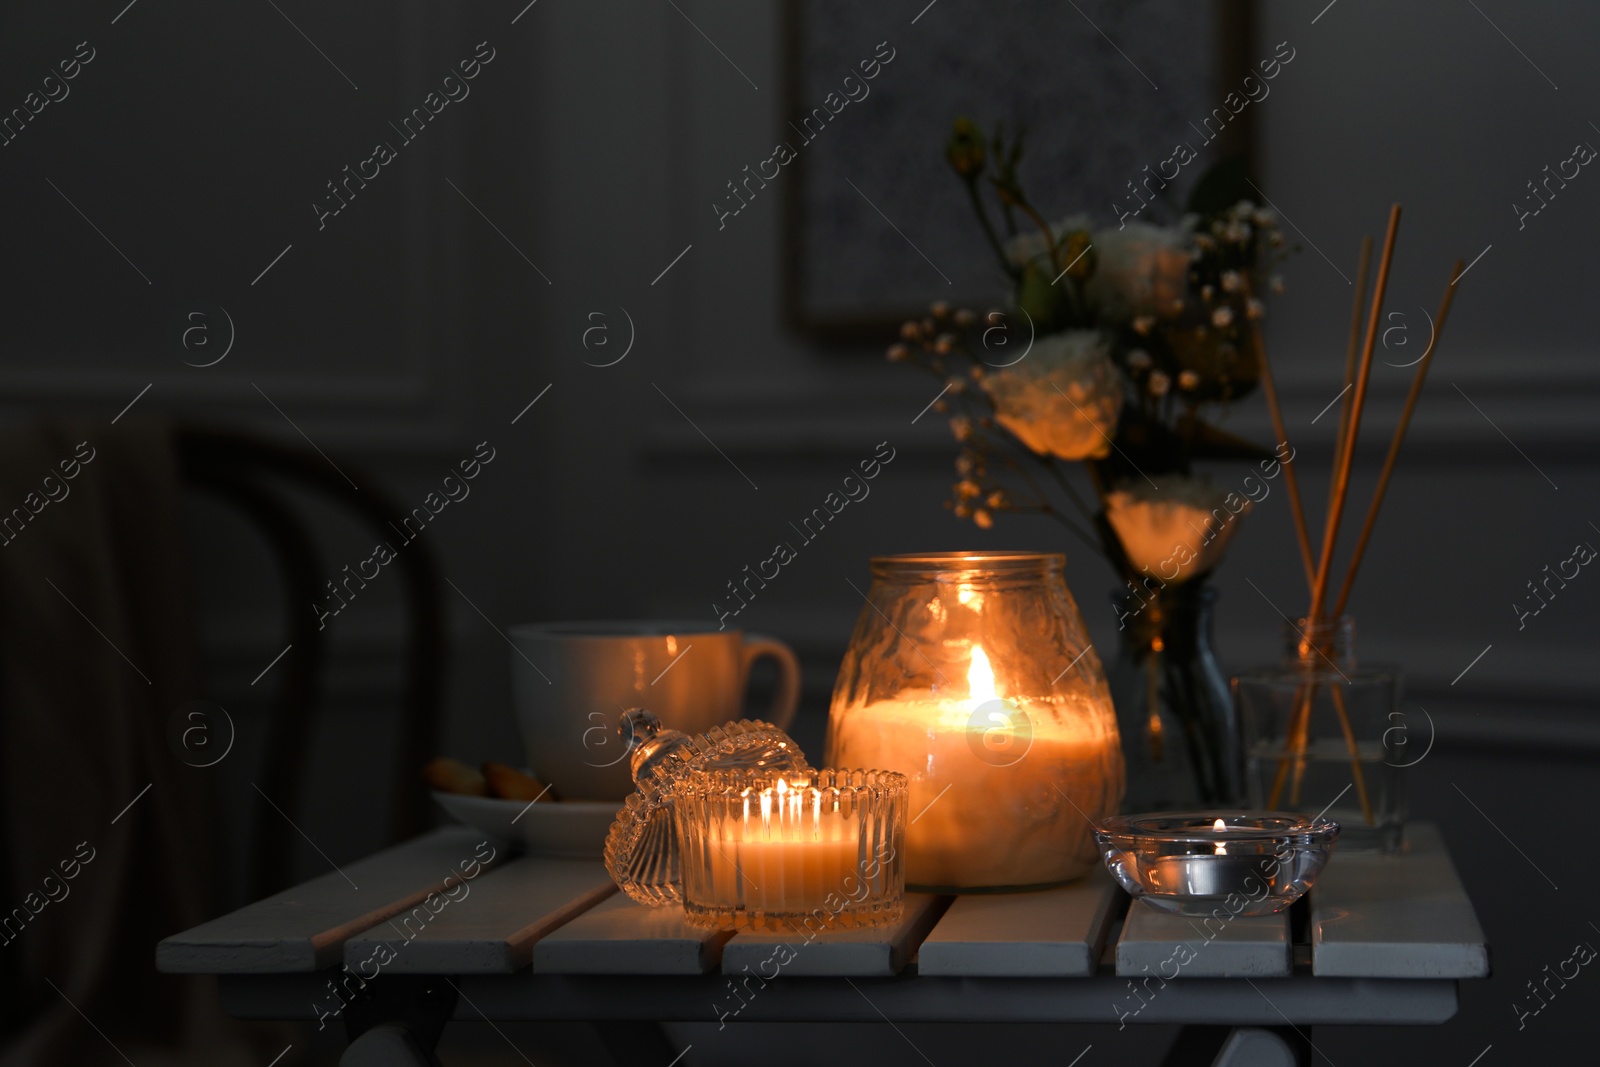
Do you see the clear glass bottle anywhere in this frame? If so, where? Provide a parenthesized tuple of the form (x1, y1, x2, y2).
(1232, 617, 1403, 851)
(603, 709, 810, 904)
(826, 552, 1125, 891)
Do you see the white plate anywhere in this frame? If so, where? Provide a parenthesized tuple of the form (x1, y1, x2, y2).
(431, 791, 620, 859)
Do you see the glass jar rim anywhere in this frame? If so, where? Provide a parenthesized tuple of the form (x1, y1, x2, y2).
(679, 767, 907, 800)
(870, 551, 1065, 580)
(1096, 810, 1339, 847)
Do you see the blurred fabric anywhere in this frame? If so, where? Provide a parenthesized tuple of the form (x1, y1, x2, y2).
(0, 419, 256, 1066)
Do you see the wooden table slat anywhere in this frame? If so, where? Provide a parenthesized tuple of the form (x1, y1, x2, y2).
(718, 894, 949, 978)
(919, 868, 1121, 977)
(1116, 898, 1292, 978)
(534, 894, 732, 975)
(157, 829, 502, 974)
(343, 858, 615, 974)
(1311, 821, 1489, 978)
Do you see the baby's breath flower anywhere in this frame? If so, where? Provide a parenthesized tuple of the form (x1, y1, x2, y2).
(1246, 298, 1266, 321)
(1212, 305, 1235, 328)
(1220, 270, 1244, 293)
(973, 509, 994, 529)
(953, 308, 975, 328)
(900, 320, 921, 341)
(1131, 315, 1156, 336)
(950, 416, 973, 442)
(887, 343, 910, 362)
(1127, 349, 1153, 371)
(1178, 369, 1201, 391)
(1148, 370, 1171, 397)
(930, 301, 950, 319)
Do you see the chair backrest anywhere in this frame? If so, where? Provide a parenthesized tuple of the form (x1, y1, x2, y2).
(177, 426, 445, 899)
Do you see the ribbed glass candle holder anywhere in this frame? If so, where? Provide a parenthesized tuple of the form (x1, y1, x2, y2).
(674, 768, 906, 932)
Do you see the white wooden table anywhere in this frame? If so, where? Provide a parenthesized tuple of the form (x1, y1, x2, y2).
(157, 822, 1488, 1067)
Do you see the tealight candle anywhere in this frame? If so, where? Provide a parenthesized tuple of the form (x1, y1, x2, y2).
(674, 769, 906, 931)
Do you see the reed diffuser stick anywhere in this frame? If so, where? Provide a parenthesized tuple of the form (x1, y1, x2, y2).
(1331, 258, 1466, 618)
(1307, 204, 1401, 626)
(1252, 328, 1316, 587)
(1330, 685, 1375, 823)
(1329, 236, 1374, 517)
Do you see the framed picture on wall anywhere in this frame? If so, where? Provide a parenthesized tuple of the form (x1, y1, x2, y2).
(782, 0, 1257, 343)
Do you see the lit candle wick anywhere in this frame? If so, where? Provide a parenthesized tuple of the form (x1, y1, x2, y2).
(1213, 817, 1228, 856)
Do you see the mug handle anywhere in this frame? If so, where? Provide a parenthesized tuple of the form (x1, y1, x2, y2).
(741, 635, 801, 732)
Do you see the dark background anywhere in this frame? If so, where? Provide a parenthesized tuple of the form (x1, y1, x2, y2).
(1, 0, 1596, 1063)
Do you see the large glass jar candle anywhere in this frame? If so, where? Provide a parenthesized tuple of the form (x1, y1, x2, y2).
(826, 552, 1124, 891)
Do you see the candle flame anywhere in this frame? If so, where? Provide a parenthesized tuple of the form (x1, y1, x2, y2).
(968, 644, 997, 705)
(1213, 817, 1227, 856)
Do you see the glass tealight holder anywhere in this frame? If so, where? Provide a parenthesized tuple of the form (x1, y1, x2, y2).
(1096, 811, 1339, 918)
(674, 768, 906, 932)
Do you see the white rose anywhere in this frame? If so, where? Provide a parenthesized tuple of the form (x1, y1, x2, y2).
(1085, 221, 1193, 319)
(979, 330, 1123, 460)
(1105, 476, 1250, 583)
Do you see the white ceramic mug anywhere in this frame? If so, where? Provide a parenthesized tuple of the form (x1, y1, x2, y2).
(507, 621, 801, 801)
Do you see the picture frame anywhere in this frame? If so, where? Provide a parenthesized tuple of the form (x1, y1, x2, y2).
(782, 0, 1257, 344)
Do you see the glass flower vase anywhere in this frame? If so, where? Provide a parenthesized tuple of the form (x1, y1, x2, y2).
(1106, 580, 1240, 810)
(1232, 616, 1403, 852)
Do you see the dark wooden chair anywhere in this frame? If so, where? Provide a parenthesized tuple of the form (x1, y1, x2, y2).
(177, 426, 445, 899)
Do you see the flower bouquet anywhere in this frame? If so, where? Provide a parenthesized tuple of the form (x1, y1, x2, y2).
(890, 119, 1298, 806)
